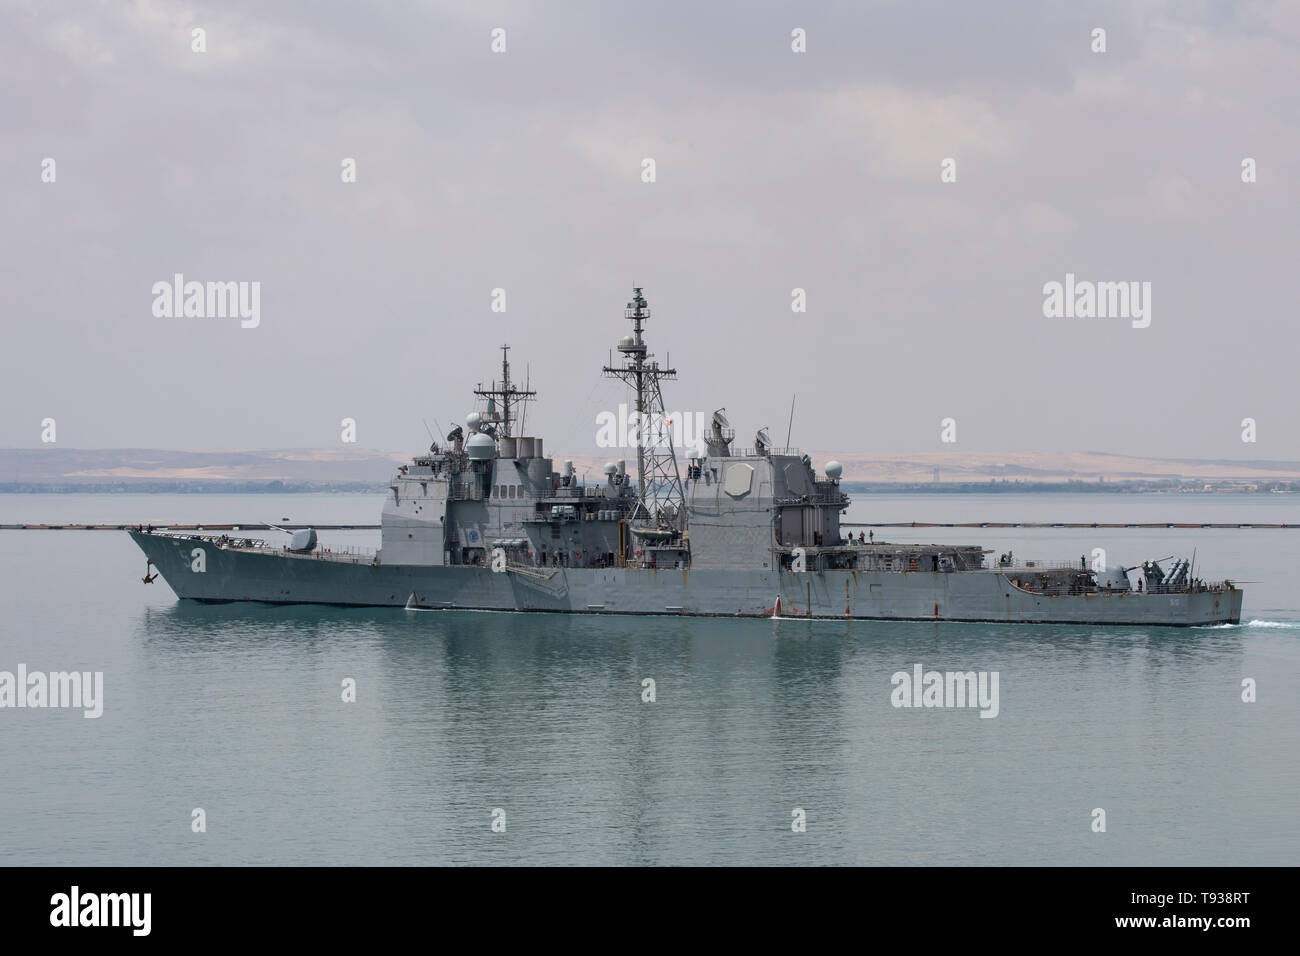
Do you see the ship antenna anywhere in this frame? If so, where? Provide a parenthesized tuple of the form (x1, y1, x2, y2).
(518, 364, 531, 435)
(473, 343, 536, 440)
(785, 394, 796, 450)
(501, 344, 510, 437)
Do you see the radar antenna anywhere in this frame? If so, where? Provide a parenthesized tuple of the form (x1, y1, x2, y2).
(706, 408, 735, 457)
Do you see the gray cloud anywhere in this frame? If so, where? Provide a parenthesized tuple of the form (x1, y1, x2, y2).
(2, 0, 1296, 460)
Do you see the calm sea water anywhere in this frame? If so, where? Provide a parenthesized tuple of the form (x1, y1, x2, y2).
(1, 492, 1297, 865)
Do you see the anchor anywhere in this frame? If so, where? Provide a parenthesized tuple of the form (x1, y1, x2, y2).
(141, 560, 159, 584)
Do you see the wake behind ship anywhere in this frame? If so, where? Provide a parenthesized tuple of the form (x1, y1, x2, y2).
(131, 289, 1243, 626)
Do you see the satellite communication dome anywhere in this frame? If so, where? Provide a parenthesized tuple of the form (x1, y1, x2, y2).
(466, 432, 495, 460)
(603, 462, 618, 475)
(617, 335, 637, 351)
(825, 460, 843, 480)
(466, 411, 482, 428)
(686, 447, 701, 459)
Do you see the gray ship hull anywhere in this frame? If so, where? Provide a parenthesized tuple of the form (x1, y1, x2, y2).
(131, 532, 1243, 626)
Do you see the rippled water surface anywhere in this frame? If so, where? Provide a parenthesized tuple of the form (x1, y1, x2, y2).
(2, 493, 1296, 864)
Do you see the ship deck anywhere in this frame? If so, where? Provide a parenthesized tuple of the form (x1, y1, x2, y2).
(138, 530, 377, 565)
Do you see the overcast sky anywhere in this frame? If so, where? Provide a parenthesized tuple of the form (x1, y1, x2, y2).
(3, 0, 1297, 459)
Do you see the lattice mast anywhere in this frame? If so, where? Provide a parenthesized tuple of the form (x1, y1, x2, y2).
(473, 344, 536, 437)
(602, 288, 685, 526)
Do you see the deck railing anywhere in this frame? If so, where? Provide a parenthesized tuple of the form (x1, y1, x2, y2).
(144, 531, 378, 564)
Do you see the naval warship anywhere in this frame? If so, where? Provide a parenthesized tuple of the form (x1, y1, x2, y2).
(131, 289, 1243, 625)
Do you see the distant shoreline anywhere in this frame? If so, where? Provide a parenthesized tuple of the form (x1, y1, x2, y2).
(0, 482, 386, 494)
(1, 480, 1295, 495)
(6, 448, 1300, 494)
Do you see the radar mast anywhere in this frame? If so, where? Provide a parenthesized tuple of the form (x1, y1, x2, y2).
(602, 288, 685, 527)
(473, 344, 536, 437)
